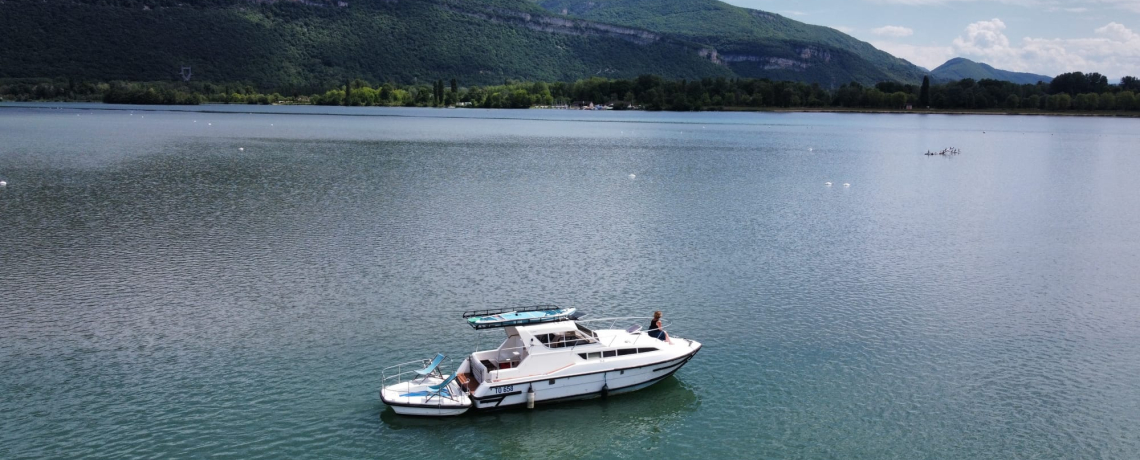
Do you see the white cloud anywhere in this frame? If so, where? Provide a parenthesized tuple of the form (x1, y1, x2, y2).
(867, 0, 1140, 13)
(872, 25, 915, 37)
(873, 19, 1140, 78)
(867, 0, 1042, 5)
(949, 19, 1140, 77)
(871, 41, 956, 69)
(952, 18, 1012, 56)
(1095, 22, 1139, 41)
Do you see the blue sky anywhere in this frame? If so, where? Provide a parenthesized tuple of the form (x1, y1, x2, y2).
(723, 0, 1140, 79)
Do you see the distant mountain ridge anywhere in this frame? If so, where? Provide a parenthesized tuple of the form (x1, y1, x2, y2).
(931, 58, 1052, 85)
(538, 0, 926, 86)
(0, 0, 927, 88)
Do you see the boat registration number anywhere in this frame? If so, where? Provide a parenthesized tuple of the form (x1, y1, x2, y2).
(493, 385, 514, 394)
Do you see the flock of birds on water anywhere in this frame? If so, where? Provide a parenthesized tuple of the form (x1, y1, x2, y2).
(925, 147, 961, 156)
(0, 114, 969, 191)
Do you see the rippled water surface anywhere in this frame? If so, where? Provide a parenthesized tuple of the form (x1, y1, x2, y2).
(2, 104, 1139, 459)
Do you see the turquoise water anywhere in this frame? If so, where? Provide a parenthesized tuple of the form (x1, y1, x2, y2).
(2, 104, 1139, 459)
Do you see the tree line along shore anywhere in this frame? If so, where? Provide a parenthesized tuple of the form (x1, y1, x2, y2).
(3, 72, 1139, 114)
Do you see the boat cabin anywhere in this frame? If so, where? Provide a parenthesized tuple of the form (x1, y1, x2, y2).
(466, 321, 602, 386)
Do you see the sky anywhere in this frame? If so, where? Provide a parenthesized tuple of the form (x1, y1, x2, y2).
(722, 0, 1140, 79)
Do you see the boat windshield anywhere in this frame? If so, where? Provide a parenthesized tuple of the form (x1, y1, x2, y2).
(575, 323, 598, 339)
(535, 329, 597, 348)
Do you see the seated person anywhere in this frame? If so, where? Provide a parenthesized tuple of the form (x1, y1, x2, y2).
(647, 311, 672, 344)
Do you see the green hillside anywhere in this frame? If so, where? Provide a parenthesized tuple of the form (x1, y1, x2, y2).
(931, 58, 1052, 85)
(538, 0, 926, 85)
(0, 0, 923, 89)
(0, 0, 731, 89)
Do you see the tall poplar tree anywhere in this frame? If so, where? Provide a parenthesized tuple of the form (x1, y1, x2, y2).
(919, 76, 930, 108)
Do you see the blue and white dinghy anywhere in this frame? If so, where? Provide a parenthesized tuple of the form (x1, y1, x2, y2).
(380, 306, 701, 417)
(464, 305, 579, 329)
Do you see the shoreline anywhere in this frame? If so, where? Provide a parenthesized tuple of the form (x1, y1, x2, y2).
(4, 101, 1140, 119)
(725, 106, 1140, 118)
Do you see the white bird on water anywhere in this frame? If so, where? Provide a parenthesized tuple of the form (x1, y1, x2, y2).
(843, 183, 850, 187)
(239, 147, 244, 151)
(825, 182, 832, 186)
(0, 181, 7, 187)
(629, 174, 636, 179)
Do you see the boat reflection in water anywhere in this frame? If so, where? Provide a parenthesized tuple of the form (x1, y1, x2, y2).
(381, 376, 701, 456)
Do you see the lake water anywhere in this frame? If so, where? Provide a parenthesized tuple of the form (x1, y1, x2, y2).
(2, 103, 1139, 459)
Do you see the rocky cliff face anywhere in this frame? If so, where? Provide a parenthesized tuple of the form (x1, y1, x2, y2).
(439, 2, 725, 63)
(719, 47, 832, 72)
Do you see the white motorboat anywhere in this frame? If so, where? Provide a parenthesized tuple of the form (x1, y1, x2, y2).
(379, 307, 702, 416)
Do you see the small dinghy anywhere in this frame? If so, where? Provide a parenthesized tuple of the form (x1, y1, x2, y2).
(463, 305, 578, 330)
(379, 353, 472, 416)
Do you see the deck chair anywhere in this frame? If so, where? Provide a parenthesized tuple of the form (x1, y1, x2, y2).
(413, 353, 445, 382)
(425, 373, 459, 403)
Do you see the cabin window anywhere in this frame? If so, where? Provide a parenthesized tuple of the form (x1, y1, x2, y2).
(545, 330, 596, 348)
(577, 352, 603, 361)
(614, 348, 656, 356)
(603, 350, 616, 358)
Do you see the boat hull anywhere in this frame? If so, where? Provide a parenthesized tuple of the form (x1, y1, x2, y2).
(470, 341, 701, 410)
(386, 403, 470, 417)
(379, 378, 471, 417)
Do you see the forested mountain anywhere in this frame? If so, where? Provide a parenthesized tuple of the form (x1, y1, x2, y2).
(538, 0, 926, 86)
(931, 58, 1052, 85)
(0, 0, 925, 90)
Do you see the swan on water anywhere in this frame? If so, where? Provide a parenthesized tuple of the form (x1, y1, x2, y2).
(843, 183, 850, 187)
(0, 181, 7, 187)
(629, 174, 636, 179)
(825, 182, 832, 186)
(239, 148, 244, 151)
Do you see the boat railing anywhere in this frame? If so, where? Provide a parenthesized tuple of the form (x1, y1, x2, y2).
(381, 357, 450, 387)
(575, 316, 676, 347)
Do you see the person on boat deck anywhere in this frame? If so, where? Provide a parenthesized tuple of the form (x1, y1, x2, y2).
(648, 311, 672, 344)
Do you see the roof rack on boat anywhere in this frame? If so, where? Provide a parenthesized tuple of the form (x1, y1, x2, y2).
(462, 305, 585, 330)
